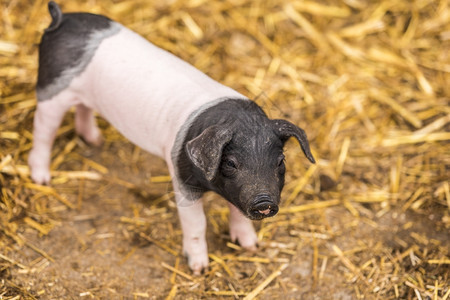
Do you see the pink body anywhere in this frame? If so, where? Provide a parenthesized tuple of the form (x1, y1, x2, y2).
(29, 24, 257, 274)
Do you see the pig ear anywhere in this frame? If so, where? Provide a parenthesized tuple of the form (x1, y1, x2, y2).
(272, 119, 316, 164)
(186, 125, 233, 181)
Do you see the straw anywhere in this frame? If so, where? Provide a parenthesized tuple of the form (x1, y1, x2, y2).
(1, 0, 449, 298)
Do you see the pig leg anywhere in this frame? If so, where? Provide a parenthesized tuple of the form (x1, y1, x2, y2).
(167, 155, 209, 275)
(228, 203, 258, 251)
(28, 97, 75, 184)
(75, 104, 103, 146)
(176, 198, 209, 275)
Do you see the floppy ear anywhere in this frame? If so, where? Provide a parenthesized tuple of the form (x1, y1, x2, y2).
(272, 119, 316, 164)
(186, 125, 233, 181)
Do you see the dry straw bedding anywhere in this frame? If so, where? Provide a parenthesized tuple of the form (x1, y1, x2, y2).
(0, 0, 449, 299)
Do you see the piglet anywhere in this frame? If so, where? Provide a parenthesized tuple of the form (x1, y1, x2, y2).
(29, 1, 316, 275)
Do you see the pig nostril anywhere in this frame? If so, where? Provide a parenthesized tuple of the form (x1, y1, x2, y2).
(249, 194, 279, 218)
(251, 200, 279, 219)
(258, 207, 271, 215)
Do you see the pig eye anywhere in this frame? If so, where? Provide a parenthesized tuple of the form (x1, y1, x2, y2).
(226, 159, 237, 169)
(221, 157, 238, 177)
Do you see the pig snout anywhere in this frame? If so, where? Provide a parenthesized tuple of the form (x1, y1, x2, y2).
(248, 193, 279, 219)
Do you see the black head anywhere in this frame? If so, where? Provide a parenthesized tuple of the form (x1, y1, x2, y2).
(184, 100, 315, 220)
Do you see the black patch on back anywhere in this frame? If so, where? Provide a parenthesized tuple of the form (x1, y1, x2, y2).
(37, 12, 113, 92)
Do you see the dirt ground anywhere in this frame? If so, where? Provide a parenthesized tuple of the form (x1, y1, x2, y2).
(1, 0, 449, 299)
(3, 132, 447, 299)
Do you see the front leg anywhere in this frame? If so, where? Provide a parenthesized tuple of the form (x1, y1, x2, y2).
(176, 197, 208, 275)
(228, 203, 258, 251)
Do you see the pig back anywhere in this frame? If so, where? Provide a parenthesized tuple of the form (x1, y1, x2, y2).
(71, 25, 245, 159)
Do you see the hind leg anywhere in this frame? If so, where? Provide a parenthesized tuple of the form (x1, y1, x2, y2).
(75, 104, 103, 146)
(28, 97, 74, 185)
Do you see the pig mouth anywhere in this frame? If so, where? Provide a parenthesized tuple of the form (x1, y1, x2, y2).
(247, 202, 279, 220)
